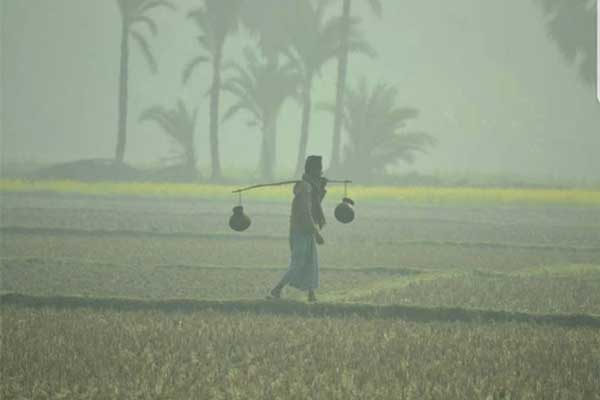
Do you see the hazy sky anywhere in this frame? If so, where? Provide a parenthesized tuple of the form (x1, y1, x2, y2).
(1, 0, 599, 181)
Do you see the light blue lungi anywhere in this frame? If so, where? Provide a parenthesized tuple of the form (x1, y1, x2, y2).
(279, 231, 320, 291)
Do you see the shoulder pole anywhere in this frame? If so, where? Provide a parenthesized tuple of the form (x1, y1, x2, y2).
(232, 179, 352, 194)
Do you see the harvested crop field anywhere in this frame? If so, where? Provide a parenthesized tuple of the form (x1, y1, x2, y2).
(1, 189, 600, 399)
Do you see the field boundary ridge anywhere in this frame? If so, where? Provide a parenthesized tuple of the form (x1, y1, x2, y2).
(2, 292, 600, 328)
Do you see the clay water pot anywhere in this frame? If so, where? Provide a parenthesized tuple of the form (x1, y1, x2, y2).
(229, 206, 251, 232)
(334, 197, 355, 224)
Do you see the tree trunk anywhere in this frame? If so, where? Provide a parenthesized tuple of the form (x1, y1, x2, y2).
(294, 76, 313, 177)
(329, 0, 351, 173)
(185, 141, 197, 180)
(268, 114, 277, 180)
(260, 114, 277, 181)
(115, 20, 129, 164)
(209, 45, 223, 181)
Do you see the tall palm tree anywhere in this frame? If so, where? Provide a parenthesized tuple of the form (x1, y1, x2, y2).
(329, 0, 381, 173)
(284, 0, 375, 177)
(239, 0, 291, 61)
(139, 100, 198, 178)
(184, 0, 242, 181)
(115, 0, 175, 163)
(537, 0, 595, 86)
(221, 49, 300, 180)
(328, 78, 435, 182)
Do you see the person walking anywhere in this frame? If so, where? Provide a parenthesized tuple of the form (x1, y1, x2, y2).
(268, 155, 327, 302)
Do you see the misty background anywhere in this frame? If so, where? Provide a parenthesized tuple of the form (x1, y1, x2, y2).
(1, 0, 598, 183)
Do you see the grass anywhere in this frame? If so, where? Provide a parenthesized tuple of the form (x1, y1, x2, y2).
(3, 256, 600, 316)
(2, 179, 600, 206)
(2, 306, 600, 399)
(5, 292, 600, 329)
(0, 256, 419, 303)
(344, 265, 600, 315)
(2, 191, 600, 398)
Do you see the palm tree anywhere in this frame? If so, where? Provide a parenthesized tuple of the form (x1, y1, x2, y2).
(115, 0, 175, 164)
(537, 0, 595, 86)
(221, 49, 300, 180)
(184, 0, 242, 181)
(239, 0, 292, 61)
(329, 0, 382, 173)
(327, 78, 435, 182)
(283, 0, 375, 177)
(139, 100, 199, 179)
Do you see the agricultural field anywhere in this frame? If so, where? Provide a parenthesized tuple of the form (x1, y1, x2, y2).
(1, 183, 600, 398)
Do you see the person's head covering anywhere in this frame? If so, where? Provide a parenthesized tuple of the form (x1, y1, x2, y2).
(304, 155, 323, 175)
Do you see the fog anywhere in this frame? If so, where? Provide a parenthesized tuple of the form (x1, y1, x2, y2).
(1, 0, 598, 182)
(2, 3, 600, 395)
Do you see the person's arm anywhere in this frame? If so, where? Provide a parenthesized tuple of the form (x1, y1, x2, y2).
(318, 177, 328, 201)
(296, 182, 324, 244)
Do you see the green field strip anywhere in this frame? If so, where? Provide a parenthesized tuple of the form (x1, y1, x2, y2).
(320, 271, 456, 303)
(3, 292, 600, 328)
(3, 179, 600, 206)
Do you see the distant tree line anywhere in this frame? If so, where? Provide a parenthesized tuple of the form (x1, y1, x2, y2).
(114, 0, 436, 182)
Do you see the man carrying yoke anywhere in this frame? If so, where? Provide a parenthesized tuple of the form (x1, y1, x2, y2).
(269, 155, 327, 302)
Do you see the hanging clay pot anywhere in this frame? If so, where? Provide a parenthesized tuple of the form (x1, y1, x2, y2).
(229, 206, 251, 232)
(334, 197, 355, 224)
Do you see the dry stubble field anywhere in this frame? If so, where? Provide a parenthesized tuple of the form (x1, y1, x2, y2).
(1, 188, 600, 399)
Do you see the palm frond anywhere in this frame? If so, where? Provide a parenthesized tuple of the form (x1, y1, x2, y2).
(316, 0, 338, 20)
(189, 0, 242, 49)
(221, 82, 262, 122)
(222, 48, 298, 128)
(196, 35, 212, 52)
(388, 107, 419, 123)
(140, 101, 197, 166)
(139, 106, 178, 136)
(346, 39, 377, 59)
(346, 20, 378, 58)
(225, 61, 256, 91)
(287, 2, 377, 76)
(137, 0, 176, 15)
(220, 80, 246, 97)
(130, 30, 157, 73)
(537, 0, 595, 85)
(130, 15, 157, 36)
(317, 15, 345, 59)
(282, 47, 306, 79)
(120, 0, 175, 21)
(222, 101, 261, 124)
(239, 0, 291, 57)
(182, 55, 210, 84)
(340, 78, 434, 177)
(315, 101, 336, 114)
(397, 131, 437, 147)
(118, 0, 143, 19)
(367, 0, 383, 18)
(188, 8, 209, 30)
